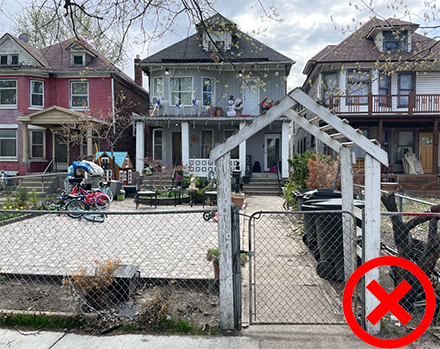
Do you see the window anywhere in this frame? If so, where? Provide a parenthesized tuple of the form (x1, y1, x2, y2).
(346, 69, 370, 105)
(30, 80, 44, 107)
(201, 130, 213, 158)
(70, 81, 89, 108)
(322, 72, 338, 105)
(0, 80, 17, 107)
(0, 129, 17, 158)
(170, 77, 192, 105)
(397, 131, 414, 161)
(153, 129, 163, 161)
(71, 53, 85, 66)
(31, 131, 44, 158)
(398, 73, 414, 107)
(383, 30, 408, 52)
(224, 130, 239, 159)
(153, 76, 164, 99)
(0, 54, 19, 66)
(378, 74, 391, 107)
(202, 77, 215, 107)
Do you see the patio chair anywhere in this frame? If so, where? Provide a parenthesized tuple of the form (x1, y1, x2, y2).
(135, 177, 158, 208)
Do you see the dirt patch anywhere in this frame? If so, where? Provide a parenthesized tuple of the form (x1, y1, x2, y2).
(0, 277, 220, 332)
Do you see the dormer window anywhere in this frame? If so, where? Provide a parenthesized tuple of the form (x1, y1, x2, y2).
(383, 30, 408, 52)
(0, 54, 19, 66)
(203, 31, 232, 52)
(71, 53, 85, 66)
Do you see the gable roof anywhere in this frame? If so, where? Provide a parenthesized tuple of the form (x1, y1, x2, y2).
(96, 151, 130, 168)
(0, 33, 50, 68)
(139, 14, 294, 68)
(302, 18, 440, 75)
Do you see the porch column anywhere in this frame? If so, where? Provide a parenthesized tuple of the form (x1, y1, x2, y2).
(22, 122, 29, 163)
(281, 121, 289, 178)
(182, 122, 190, 168)
(433, 118, 439, 174)
(87, 127, 93, 155)
(239, 122, 246, 177)
(135, 120, 145, 174)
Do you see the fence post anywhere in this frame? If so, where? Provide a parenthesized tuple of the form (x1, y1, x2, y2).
(216, 152, 234, 330)
(231, 204, 242, 330)
(341, 146, 355, 282)
(364, 154, 381, 335)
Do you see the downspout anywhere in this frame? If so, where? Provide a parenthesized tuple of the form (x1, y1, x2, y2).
(111, 77, 116, 134)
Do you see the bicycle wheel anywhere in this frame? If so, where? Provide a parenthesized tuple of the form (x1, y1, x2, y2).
(66, 199, 88, 218)
(94, 193, 111, 211)
(105, 188, 114, 202)
(84, 213, 105, 223)
(42, 199, 57, 210)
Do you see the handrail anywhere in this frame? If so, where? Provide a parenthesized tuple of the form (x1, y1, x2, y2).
(5, 172, 67, 180)
(42, 158, 54, 175)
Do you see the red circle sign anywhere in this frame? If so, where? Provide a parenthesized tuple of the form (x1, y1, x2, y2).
(343, 256, 436, 348)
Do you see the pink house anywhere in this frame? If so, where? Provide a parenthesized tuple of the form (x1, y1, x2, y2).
(0, 33, 149, 175)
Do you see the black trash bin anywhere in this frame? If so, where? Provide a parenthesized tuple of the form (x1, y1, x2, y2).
(302, 198, 364, 282)
(300, 202, 322, 260)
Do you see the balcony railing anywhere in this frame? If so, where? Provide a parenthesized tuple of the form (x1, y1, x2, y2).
(325, 93, 440, 115)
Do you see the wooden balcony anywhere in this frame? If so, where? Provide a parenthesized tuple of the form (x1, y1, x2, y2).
(325, 93, 440, 115)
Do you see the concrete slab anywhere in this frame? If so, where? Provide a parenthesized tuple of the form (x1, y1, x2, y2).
(0, 329, 64, 349)
(53, 333, 259, 349)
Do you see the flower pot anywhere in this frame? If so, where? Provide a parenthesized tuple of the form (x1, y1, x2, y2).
(215, 107, 223, 117)
(231, 196, 244, 209)
(213, 263, 220, 279)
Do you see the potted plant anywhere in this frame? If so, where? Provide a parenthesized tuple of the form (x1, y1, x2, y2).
(231, 193, 245, 209)
(206, 248, 248, 279)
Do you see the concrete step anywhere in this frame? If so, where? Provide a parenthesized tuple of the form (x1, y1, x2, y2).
(243, 186, 280, 191)
(244, 190, 281, 196)
(250, 173, 277, 179)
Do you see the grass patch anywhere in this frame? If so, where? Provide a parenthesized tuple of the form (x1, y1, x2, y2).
(150, 317, 219, 335)
(0, 313, 89, 330)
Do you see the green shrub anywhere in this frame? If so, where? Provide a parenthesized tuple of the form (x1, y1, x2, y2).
(13, 186, 30, 208)
(288, 151, 316, 189)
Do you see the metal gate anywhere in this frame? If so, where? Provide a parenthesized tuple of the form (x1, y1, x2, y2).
(247, 210, 357, 325)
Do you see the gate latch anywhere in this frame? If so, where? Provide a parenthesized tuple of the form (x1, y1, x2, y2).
(241, 250, 255, 257)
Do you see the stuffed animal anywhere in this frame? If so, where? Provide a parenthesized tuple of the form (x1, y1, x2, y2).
(260, 96, 274, 110)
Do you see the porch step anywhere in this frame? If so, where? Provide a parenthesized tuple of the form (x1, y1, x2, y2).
(243, 174, 281, 196)
(245, 190, 281, 196)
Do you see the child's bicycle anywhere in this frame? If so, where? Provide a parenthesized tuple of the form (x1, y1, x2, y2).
(203, 210, 217, 221)
(42, 196, 90, 219)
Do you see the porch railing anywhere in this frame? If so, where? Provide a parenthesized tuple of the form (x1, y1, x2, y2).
(325, 93, 440, 115)
(188, 158, 244, 178)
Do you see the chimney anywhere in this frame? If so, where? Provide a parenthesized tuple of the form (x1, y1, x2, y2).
(134, 54, 142, 86)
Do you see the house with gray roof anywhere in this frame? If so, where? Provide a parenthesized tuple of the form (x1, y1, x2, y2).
(135, 14, 294, 185)
(298, 18, 440, 193)
(0, 33, 149, 176)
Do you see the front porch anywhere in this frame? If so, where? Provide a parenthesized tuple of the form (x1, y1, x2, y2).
(136, 115, 291, 179)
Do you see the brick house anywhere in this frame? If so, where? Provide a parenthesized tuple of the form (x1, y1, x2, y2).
(0, 33, 149, 175)
(296, 18, 440, 191)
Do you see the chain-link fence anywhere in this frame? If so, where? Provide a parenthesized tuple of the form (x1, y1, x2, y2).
(246, 210, 357, 325)
(0, 209, 220, 330)
(378, 211, 440, 333)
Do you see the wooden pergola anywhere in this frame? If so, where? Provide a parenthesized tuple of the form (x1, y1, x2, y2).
(210, 88, 388, 334)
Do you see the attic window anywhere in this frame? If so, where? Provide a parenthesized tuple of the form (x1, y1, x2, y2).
(0, 54, 19, 66)
(71, 53, 85, 66)
(383, 30, 408, 52)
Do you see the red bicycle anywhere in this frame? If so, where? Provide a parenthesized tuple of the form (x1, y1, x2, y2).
(69, 181, 111, 211)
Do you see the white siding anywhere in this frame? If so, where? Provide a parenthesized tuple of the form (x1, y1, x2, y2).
(416, 72, 440, 94)
(0, 37, 41, 67)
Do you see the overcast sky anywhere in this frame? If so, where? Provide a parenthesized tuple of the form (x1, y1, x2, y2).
(1, 0, 437, 90)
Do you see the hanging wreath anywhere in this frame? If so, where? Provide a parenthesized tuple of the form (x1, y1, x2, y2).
(191, 135, 198, 143)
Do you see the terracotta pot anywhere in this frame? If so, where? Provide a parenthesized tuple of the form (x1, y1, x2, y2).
(213, 263, 220, 279)
(215, 107, 223, 116)
(231, 196, 244, 209)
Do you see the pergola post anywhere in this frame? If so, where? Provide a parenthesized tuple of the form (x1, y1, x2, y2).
(22, 122, 29, 163)
(216, 152, 234, 330)
(364, 154, 381, 335)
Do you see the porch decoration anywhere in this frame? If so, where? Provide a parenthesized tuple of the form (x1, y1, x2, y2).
(190, 135, 198, 143)
(260, 96, 274, 110)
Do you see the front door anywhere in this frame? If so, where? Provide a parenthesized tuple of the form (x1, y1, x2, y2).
(420, 133, 433, 173)
(172, 132, 182, 166)
(264, 134, 280, 172)
(53, 132, 68, 171)
(242, 78, 260, 116)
